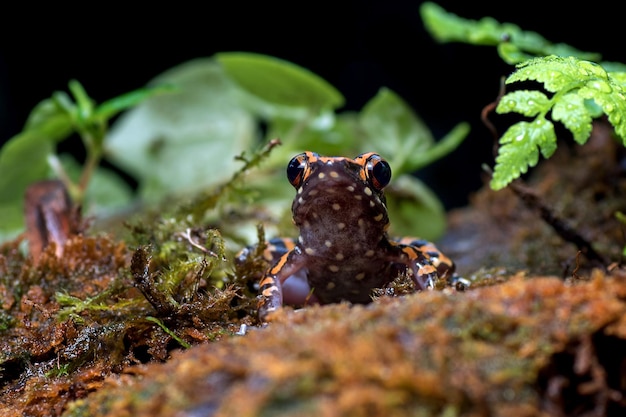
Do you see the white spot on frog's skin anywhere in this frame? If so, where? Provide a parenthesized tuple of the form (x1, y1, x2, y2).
(298, 197, 305, 205)
(337, 222, 346, 230)
(305, 247, 316, 255)
(346, 186, 355, 192)
(358, 219, 365, 228)
(332, 203, 341, 211)
(329, 171, 339, 178)
(369, 200, 375, 207)
(326, 281, 336, 290)
(298, 236, 304, 244)
(324, 240, 332, 248)
(354, 194, 362, 200)
(297, 187, 303, 194)
(318, 172, 326, 179)
(335, 253, 344, 260)
(355, 272, 365, 280)
(303, 220, 311, 228)
(365, 250, 375, 257)
(363, 187, 373, 196)
(308, 189, 318, 196)
(373, 213, 384, 221)
(328, 265, 340, 272)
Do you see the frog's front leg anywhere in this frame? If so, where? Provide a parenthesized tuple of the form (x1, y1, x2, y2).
(258, 248, 309, 321)
(389, 243, 441, 290)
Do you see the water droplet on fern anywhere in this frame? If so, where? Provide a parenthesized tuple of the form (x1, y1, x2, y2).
(588, 80, 612, 93)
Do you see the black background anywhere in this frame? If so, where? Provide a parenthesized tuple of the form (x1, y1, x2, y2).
(0, 1, 621, 208)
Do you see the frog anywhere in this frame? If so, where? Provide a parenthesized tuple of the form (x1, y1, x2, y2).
(247, 151, 456, 321)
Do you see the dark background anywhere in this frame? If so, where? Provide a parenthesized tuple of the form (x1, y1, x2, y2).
(0, 1, 621, 209)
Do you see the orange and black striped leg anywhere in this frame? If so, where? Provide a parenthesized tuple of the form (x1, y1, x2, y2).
(399, 245, 439, 290)
(257, 249, 306, 322)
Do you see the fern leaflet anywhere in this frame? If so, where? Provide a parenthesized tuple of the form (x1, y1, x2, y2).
(491, 56, 626, 189)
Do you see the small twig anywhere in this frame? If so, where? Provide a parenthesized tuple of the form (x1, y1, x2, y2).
(178, 228, 220, 258)
(480, 76, 507, 157)
(571, 251, 582, 279)
(508, 180, 609, 267)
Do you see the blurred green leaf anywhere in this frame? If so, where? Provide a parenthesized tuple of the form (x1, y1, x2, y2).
(0, 131, 53, 233)
(359, 88, 467, 174)
(69, 80, 94, 122)
(23, 98, 73, 141)
(105, 58, 257, 201)
(96, 84, 176, 120)
(0, 96, 73, 239)
(385, 175, 446, 241)
(420, 2, 600, 64)
(216, 52, 345, 110)
(406, 122, 470, 172)
(360, 88, 434, 172)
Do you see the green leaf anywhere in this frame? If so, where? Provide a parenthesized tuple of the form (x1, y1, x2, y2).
(96, 84, 176, 120)
(505, 56, 626, 143)
(264, 112, 360, 164)
(105, 58, 257, 200)
(359, 88, 468, 174)
(408, 122, 470, 172)
(0, 131, 53, 236)
(578, 76, 626, 141)
(491, 119, 556, 190)
(68, 80, 94, 122)
(23, 98, 73, 142)
(359, 88, 433, 173)
(496, 90, 550, 117)
(551, 93, 593, 144)
(216, 52, 344, 110)
(385, 175, 447, 241)
(506, 56, 588, 92)
(420, 2, 600, 64)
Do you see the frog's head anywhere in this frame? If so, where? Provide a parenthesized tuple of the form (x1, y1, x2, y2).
(287, 151, 391, 247)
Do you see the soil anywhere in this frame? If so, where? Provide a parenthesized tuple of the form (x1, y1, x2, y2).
(1, 121, 626, 416)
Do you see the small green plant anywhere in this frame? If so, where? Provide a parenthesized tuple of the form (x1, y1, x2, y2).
(420, 2, 626, 190)
(0, 81, 171, 240)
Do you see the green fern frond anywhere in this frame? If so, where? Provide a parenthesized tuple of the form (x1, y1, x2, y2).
(492, 119, 556, 188)
(490, 56, 626, 189)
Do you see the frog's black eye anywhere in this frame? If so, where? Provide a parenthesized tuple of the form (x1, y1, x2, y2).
(366, 154, 391, 190)
(287, 153, 307, 187)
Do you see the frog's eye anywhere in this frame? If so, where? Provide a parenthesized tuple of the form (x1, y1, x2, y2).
(287, 153, 308, 187)
(366, 154, 391, 190)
